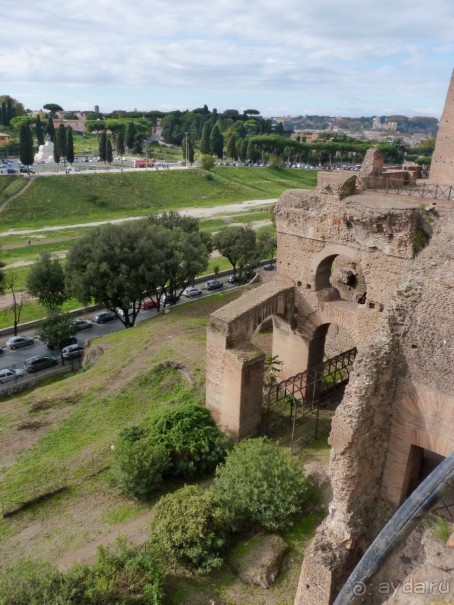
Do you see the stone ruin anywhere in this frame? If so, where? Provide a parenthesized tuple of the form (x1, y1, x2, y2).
(205, 70, 454, 603)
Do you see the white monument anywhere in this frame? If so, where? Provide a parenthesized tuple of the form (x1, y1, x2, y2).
(34, 134, 54, 162)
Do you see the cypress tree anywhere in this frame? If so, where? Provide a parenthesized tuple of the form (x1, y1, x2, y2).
(66, 126, 74, 164)
(99, 131, 107, 161)
(35, 114, 45, 146)
(210, 125, 224, 159)
(125, 122, 136, 150)
(106, 138, 113, 164)
(0, 102, 6, 126)
(200, 122, 211, 154)
(47, 117, 56, 142)
(19, 123, 34, 167)
(56, 124, 67, 162)
(117, 130, 125, 156)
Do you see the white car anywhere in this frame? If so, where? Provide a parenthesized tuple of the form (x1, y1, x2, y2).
(0, 368, 25, 384)
(182, 287, 202, 298)
(72, 318, 93, 331)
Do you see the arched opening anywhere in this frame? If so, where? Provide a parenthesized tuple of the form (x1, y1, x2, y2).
(314, 254, 367, 304)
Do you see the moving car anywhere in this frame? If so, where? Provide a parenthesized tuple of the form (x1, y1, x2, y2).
(182, 287, 202, 298)
(0, 368, 25, 384)
(62, 343, 85, 359)
(92, 311, 117, 324)
(72, 318, 93, 331)
(205, 279, 223, 290)
(24, 355, 58, 373)
(141, 297, 158, 310)
(6, 335, 34, 350)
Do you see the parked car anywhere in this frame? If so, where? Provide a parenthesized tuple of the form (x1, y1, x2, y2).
(0, 368, 25, 384)
(205, 279, 223, 291)
(263, 264, 275, 271)
(46, 335, 78, 350)
(182, 287, 202, 298)
(72, 318, 93, 331)
(62, 343, 85, 359)
(24, 355, 58, 373)
(162, 292, 177, 305)
(6, 168, 17, 174)
(92, 311, 117, 324)
(141, 297, 158, 310)
(19, 167, 35, 174)
(6, 335, 34, 350)
(116, 306, 139, 319)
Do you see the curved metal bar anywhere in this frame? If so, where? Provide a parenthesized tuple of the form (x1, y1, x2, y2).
(333, 450, 454, 605)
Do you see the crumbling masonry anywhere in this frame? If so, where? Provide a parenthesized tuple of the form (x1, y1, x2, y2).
(206, 71, 454, 603)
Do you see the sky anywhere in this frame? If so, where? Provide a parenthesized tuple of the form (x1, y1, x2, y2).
(2, 0, 453, 118)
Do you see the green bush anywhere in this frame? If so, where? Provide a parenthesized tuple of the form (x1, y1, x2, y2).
(0, 560, 72, 605)
(212, 437, 314, 531)
(109, 426, 170, 500)
(151, 485, 227, 573)
(66, 539, 163, 604)
(148, 403, 230, 478)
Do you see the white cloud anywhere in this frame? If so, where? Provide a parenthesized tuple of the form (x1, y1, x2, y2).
(1, 0, 453, 115)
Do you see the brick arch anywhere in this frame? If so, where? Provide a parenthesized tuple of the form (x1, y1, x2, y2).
(309, 244, 361, 291)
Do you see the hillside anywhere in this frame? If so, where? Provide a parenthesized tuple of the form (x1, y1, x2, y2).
(0, 167, 317, 229)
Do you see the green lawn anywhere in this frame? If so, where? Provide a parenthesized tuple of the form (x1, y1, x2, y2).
(0, 167, 316, 229)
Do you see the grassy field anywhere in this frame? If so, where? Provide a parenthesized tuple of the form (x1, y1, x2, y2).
(0, 167, 316, 229)
(0, 288, 328, 604)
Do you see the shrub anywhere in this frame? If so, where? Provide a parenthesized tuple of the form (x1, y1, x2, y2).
(212, 437, 313, 531)
(148, 403, 230, 478)
(0, 560, 72, 605)
(66, 539, 163, 604)
(109, 426, 170, 500)
(151, 485, 227, 573)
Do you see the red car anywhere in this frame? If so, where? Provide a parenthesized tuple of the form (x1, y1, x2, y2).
(141, 297, 158, 310)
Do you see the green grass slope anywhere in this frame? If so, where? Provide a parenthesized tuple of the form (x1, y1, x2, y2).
(0, 168, 317, 229)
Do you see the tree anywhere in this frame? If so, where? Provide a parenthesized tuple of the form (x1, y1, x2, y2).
(212, 437, 314, 531)
(27, 252, 67, 311)
(56, 124, 67, 164)
(4, 270, 28, 335)
(43, 103, 63, 116)
(209, 124, 224, 159)
(125, 121, 136, 150)
(66, 126, 74, 164)
(35, 114, 45, 146)
(46, 116, 55, 142)
(106, 137, 113, 164)
(257, 230, 276, 260)
(116, 129, 125, 156)
(65, 222, 147, 328)
(213, 226, 258, 280)
(226, 132, 239, 160)
(200, 122, 211, 154)
(19, 122, 34, 167)
(98, 130, 107, 162)
(201, 154, 215, 171)
(37, 312, 76, 364)
(151, 485, 227, 573)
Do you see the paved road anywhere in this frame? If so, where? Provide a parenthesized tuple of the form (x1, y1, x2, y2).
(0, 277, 241, 392)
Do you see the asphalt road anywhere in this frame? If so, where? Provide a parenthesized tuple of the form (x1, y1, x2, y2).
(0, 277, 241, 391)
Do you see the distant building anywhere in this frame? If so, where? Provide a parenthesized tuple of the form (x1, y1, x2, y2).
(0, 132, 10, 147)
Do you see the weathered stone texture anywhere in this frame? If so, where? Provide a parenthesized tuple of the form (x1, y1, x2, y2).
(359, 147, 384, 178)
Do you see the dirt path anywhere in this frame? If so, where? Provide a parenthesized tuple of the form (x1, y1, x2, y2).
(0, 176, 37, 215)
(0, 199, 278, 238)
(57, 509, 155, 570)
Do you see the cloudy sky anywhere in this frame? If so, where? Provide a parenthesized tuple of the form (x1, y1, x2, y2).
(2, 0, 453, 117)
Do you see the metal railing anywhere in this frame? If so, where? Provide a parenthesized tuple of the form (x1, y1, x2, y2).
(357, 176, 454, 201)
(262, 347, 357, 451)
